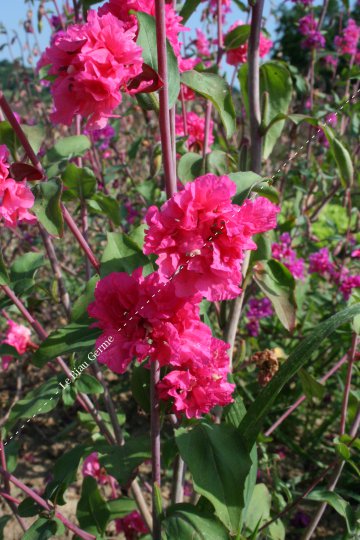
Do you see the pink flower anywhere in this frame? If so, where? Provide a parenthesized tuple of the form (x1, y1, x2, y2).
(0, 178, 37, 228)
(226, 21, 272, 65)
(144, 175, 280, 301)
(335, 19, 360, 56)
(351, 249, 360, 258)
(299, 15, 325, 49)
(246, 297, 273, 337)
(88, 268, 206, 373)
(100, 0, 187, 60)
(175, 111, 214, 152)
(309, 248, 333, 275)
(2, 320, 32, 354)
(115, 510, 148, 539)
(158, 338, 234, 418)
(1, 356, 12, 371)
(196, 29, 211, 56)
(272, 233, 305, 280)
(82, 452, 112, 485)
(0, 145, 10, 179)
(38, 10, 143, 128)
(324, 55, 338, 68)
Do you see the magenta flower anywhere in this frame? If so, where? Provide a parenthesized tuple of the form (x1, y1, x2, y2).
(2, 320, 32, 354)
(225, 21, 272, 66)
(299, 15, 325, 49)
(115, 510, 148, 539)
(196, 29, 211, 57)
(144, 174, 280, 301)
(82, 452, 113, 485)
(175, 111, 214, 152)
(272, 233, 305, 280)
(334, 19, 360, 56)
(157, 337, 235, 418)
(38, 10, 144, 128)
(309, 248, 333, 275)
(246, 297, 273, 337)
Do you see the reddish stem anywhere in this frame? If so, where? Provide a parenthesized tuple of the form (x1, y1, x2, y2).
(265, 352, 349, 437)
(0, 466, 95, 540)
(340, 333, 358, 435)
(154, 0, 176, 198)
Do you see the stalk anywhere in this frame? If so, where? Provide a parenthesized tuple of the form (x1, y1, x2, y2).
(150, 361, 161, 540)
(0, 466, 95, 540)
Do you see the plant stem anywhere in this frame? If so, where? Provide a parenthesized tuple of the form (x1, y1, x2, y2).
(38, 224, 71, 318)
(171, 454, 186, 504)
(150, 360, 161, 540)
(0, 441, 27, 532)
(248, 0, 264, 175)
(340, 333, 358, 435)
(0, 92, 101, 274)
(265, 351, 349, 437)
(301, 405, 360, 540)
(154, 0, 176, 198)
(0, 466, 95, 540)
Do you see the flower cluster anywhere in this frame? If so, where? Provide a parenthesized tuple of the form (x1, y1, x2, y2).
(196, 29, 211, 57)
(299, 15, 325, 49)
(175, 111, 214, 152)
(334, 18, 360, 56)
(225, 21, 272, 66)
(0, 145, 37, 228)
(144, 175, 280, 301)
(1, 319, 33, 370)
(115, 511, 148, 539)
(39, 0, 188, 128)
(309, 247, 360, 300)
(272, 233, 305, 280)
(246, 297, 273, 337)
(89, 174, 279, 418)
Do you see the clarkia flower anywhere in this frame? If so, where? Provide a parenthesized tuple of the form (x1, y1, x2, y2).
(82, 452, 113, 485)
(144, 174, 280, 301)
(246, 297, 273, 337)
(175, 111, 214, 152)
(334, 18, 360, 56)
(299, 15, 325, 49)
(225, 21, 272, 66)
(115, 510, 148, 539)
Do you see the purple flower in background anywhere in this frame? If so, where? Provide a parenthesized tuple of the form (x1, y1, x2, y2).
(291, 510, 311, 528)
(272, 233, 306, 280)
(246, 298, 273, 337)
(309, 248, 332, 274)
(334, 18, 360, 56)
(84, 125, 116, 151)
(299, 15, 325, 49)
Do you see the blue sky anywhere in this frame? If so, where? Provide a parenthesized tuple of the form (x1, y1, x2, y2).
(0, 0, 277, 66)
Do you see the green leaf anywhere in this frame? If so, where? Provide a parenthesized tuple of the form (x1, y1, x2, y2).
(298, 369, 325, 401)
(32, 179, 64, 237)
(162, 503, 230, 539)
(4, 439, 20, 473)
(22, 125, 44, 155)
(0, 121, 19, 157)
(224, 25, 251, 50)
(88, 192, 122, 226)
(269, 519, 286, 540)
(77, 476, 110, 535)
(181, 70, 236, 138)
(107, 497, 137, 520)
(136, 12, 180, 108)
(244, 484, 271, 532)
(253, 259, 297, 332)
(100, 231, 150, 277)
(61, 163, 96, 200)
(71, 274, 100, 323)
(239, 303, 360, 448)
(229, 171, 279, 205)
(0, 516, 11, 540)
(5, 376, 61, 433)
(307, 489, 356, 533)
(21, 517, 64, 540)
(10, 252, 44, 283)
(32, 323, 101, 368)
(322, 126, 354, 187)
(175, 422, 252, 535)
(239, 61, 292, 158)
(180, 0, 202, 22)
(131, 362, 151, 413)
(98, 435, 151, 486)
(51, 135, 91, 160)
(18, 497, 43, 517)
(178, 152, 203, 183)
(0, 248, 9, 286)
(75, 373, 104, 394)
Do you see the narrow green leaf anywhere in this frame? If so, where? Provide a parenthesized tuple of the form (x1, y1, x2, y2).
(307, 489, 356, 533)
(75, 373, 104, 394)
(98, 436, 151, 486)
(322, 126, 354, 187)
(21, 517, 64, 540)
(181, 70, 236, 138)
(136, 12, 180, 108)
(32, 323, 101, 368)
(0, 248, 9, 285)
(100, 231, 150, 277)
(32, 179, 64, 237)
(0, 516, 11, 540)
(180, 0, 202, 22)
(239, 304, 360, 448)
(298, 369, 325, 401)
(61, 163, 96, 200)
(77, 476, 110, 535)
(254, 259, 297, 332)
